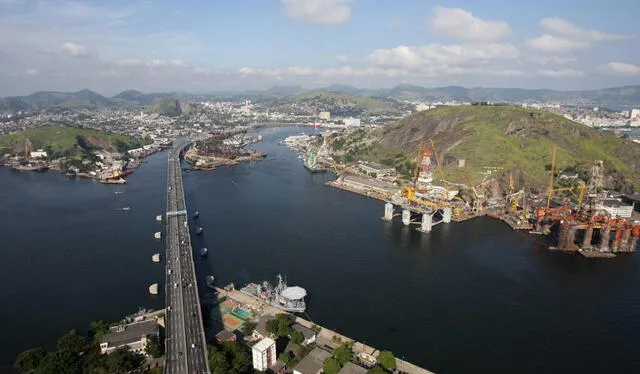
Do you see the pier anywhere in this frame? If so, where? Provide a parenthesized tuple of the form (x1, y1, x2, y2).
(164, 141, 209, 374)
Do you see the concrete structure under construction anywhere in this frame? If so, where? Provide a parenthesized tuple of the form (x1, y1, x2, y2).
(252, 337, 276, 372)
(383, 199, 453, 233)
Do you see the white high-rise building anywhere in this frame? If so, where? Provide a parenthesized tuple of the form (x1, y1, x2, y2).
(343, 117, 361, 127)
(631, 108, 640, 120)
(252, 338, 276, 371)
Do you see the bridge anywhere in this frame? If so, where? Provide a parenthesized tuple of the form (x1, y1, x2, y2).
(164, 141, 209, 374)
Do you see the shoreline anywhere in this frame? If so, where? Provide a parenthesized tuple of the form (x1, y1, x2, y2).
(215, 286, 435, 374)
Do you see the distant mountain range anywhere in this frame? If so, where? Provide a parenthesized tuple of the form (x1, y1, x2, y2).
(1, 84, 639, 113)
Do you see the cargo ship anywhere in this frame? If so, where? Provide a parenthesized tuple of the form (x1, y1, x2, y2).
(240, 274, 307, 313)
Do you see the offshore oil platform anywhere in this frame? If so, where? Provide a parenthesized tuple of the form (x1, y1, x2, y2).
(381, 141, 639, 257)
(382, 140, 459, 233)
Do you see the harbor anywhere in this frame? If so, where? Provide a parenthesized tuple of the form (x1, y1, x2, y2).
(283, 133, 639, 257)
(209, 285, 434, 374)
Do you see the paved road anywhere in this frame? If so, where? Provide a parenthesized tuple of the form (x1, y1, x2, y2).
(165, 142, 209, 374)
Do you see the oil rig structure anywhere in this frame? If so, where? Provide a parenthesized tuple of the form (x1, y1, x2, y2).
(382, 140, 460, 233)
(533, 148, 639, 258)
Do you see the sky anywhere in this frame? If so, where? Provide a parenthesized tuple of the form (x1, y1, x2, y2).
(1, 0, 639, 96)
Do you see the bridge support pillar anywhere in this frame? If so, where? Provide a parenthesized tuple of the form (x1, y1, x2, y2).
(600, 226, 611, 251)
(630, 236, 639, 252)
(383, 203, 394, 221)
(582, 226, 594, 249)
(418, 213, 433, 233)
(401, 209, 411, 226)
(442, 207, 452, 223)
(620, 229, 632, 252)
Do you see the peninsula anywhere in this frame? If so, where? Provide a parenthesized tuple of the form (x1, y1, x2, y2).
(0, 126, 166, 183)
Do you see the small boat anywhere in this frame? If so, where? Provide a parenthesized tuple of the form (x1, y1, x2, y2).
(154, 232, 162, 239)
(193, 211, 200, 219)
(121, 207, 131, 211)
(206, 275, 215, 290)
(115, 191, 124, 195)
(196, 227, 203, 235)
(200, 247, 208, 257)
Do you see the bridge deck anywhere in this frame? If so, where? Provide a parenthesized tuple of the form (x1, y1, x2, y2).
(165, 142, 209, 374)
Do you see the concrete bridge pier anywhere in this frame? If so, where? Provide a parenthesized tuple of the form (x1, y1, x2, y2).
(620, 229, 632, 252)
(630, 236, 639, 252)
(402, 209, 411, 226)
(582, 226, 594, 249)
(383, 203, 394, 221)
(418, 213, 433, 233)
(442, 207, 452, 223)
(600, 226, 611, 251)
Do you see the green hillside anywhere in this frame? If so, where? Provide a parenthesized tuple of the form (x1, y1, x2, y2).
(293, 90, 412, 116)
(0, 126, 144, 158)
(146, 98, 182, 117)
(334, 105, 640, 193)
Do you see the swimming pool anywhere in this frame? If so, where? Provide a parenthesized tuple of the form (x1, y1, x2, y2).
(233, 308, 251, 319)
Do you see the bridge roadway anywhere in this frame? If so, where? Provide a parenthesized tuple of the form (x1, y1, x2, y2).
(164, 142, 209, 374)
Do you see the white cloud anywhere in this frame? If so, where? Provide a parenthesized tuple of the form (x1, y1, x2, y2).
(368, 43, 519, 70)
(540, 18, 632, 42)
(336, 54, 349, 63)
(528, 18, 633, 53)
(282, 0, 351, 25)
(61, 42, 88, 57)
(429, 7, 513, 41)
(116, 58, 184, 68)
(536, 68, 584, 78)
(529, 55, 576, 66)
(193, 67, 211, 75)
(25, 68, 38, 75)
(599, 62, 640, 76)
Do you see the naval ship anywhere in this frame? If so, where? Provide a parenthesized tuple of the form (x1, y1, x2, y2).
(240, 274, 307, 313)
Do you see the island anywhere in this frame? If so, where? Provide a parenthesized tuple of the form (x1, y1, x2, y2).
(183, 129, 265, 171)
(0, 126, 168, 183)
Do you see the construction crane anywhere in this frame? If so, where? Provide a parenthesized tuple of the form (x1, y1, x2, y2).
(464, 173, 484, 213)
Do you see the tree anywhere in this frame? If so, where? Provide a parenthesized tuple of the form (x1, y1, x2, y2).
(278, 352, 292, 365)
(290, 330, 304, 345)
(241, 322, 255, 336)
(56, 329, 86, 354)
(367, 366, 388, 374)
(14, 347, 46, 373)
(207, 346, 230, 374)
(145, 334, 162, 358)
(332, 344, 352, 366)
(323, 358, 341, 374)
(377, 351, 396, 371)
(88, 320, 109, 341)
(35, 350, 80, 374)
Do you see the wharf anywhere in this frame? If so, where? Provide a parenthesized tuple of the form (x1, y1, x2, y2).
(325, 180, 388, 203)
(486, 211, 533, 230)
(215, 287, 435, 374)
(579, 250, 616, 258)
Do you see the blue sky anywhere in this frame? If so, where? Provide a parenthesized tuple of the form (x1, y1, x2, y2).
(1, 0, 639, 95)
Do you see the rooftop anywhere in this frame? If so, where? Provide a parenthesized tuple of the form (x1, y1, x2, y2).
(253, 337, 275, 352)
(292, 323, 316, 340)
(293, 347, 331, 374)
(101, 319, 158, 347)
(338, 362, 368, 374)
(215, 330, 236, 341)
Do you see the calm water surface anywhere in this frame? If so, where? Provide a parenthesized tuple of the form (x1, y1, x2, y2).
(1, 127, 639, 373)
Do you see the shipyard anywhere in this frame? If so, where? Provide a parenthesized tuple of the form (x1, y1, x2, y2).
(283, 129, 640, 258)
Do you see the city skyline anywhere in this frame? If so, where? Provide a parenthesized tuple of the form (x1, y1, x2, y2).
(1, 0, 639, 96)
